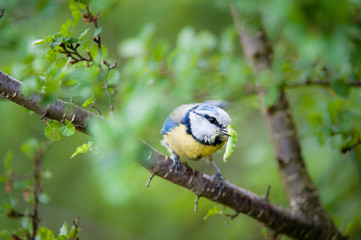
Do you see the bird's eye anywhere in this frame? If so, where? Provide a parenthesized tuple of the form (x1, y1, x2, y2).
(208, 116, 217, 124)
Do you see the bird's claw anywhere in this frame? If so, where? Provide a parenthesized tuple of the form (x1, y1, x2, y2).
(171, 156, 181, 174)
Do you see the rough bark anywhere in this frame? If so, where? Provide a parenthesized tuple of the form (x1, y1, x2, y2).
(230, 5, 345, 239)
(0, 70, 101, 133)
(0, 69, 347, 239)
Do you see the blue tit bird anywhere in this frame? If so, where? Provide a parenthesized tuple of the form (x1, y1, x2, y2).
(161, 103, 231, 197)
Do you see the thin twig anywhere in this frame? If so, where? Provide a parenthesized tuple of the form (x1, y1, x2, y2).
(71, 217, 80, 240)
(30, 149, 43, 240)
(0, 9, 5, 19)
(90, 105, 102, 116)
(83, 5, 115, 117)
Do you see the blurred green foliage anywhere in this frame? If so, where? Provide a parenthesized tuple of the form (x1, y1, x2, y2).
(1, 0, 361, 239)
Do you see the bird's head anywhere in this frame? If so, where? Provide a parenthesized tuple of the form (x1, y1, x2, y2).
(186, 104, 231, 145)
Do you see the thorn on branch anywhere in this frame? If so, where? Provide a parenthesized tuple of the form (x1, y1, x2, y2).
(264, 185, 271, 201)
(146, 172, 155, 188)
(225, 211, 239, 220)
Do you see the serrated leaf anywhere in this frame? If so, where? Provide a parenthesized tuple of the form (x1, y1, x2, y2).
(82, 96, 95, 107)
(60, 20, 72, 37)
(331, 80, 350, 98)
(45, 120, 63, 141)
(203, 206, 221, 220)
(61, 120, 76, 137)
(36, 227, 55, 240)
(71, 142, 92, 158)
(79, 28, 90, 41)
(32, 35, 53, 45)
(69, 0, 81, 26)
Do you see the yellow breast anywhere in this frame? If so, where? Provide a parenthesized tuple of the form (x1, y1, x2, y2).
(164, 124, 226, 160)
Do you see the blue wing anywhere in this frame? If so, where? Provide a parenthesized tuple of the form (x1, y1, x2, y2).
(161, 116, 179, 135)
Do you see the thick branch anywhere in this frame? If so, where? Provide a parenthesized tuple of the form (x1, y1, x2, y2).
(0, 70, 101, 133)
(0, 70, 347, 239)
(230, 4, 346, 239)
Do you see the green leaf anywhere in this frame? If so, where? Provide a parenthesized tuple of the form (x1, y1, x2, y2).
(331, 80, 350, 98)
(32, 35, 53, 45)
(82, 96, 95, 107)
(37, 227, 55, 240)
(55, 57, 67, 68)
(264, 85, 280, 107)
(69, 0, 82, 26)
(45, 120, 63, 141)
(4, 150, 13, 171)
(203, 206, 221, 220)
(101, 44, 108, 59)
(71, 142, 92, 158)
(56, 236, 68, 240)
(13, 179, 30, 191)
(21, 139, 40, 160)
(59, 222, 68, 236)
(330, 134, 344, 149)
(60, 20, 73, 37)
(82, 40, 90, 52)
(46, 48, 58, 63)
(79, 28, 90, 41)
(89, 44, 99, 62)
(93, 26, 102, 38)
(61, 120, 76, 137)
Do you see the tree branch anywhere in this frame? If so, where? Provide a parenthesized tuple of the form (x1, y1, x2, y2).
(0, 70, 102, 133)
(0, 68, 347, 239)
(230, 4, 346, 239)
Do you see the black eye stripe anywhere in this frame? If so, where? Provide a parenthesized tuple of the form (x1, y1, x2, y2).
(192, 111, 223, 127)
(206, 115, 216, 123)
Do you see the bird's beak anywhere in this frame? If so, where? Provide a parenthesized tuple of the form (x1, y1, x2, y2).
(221, 127, 230, 136)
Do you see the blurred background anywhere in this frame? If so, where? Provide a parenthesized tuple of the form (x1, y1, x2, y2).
(1, 0, 361, 239)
